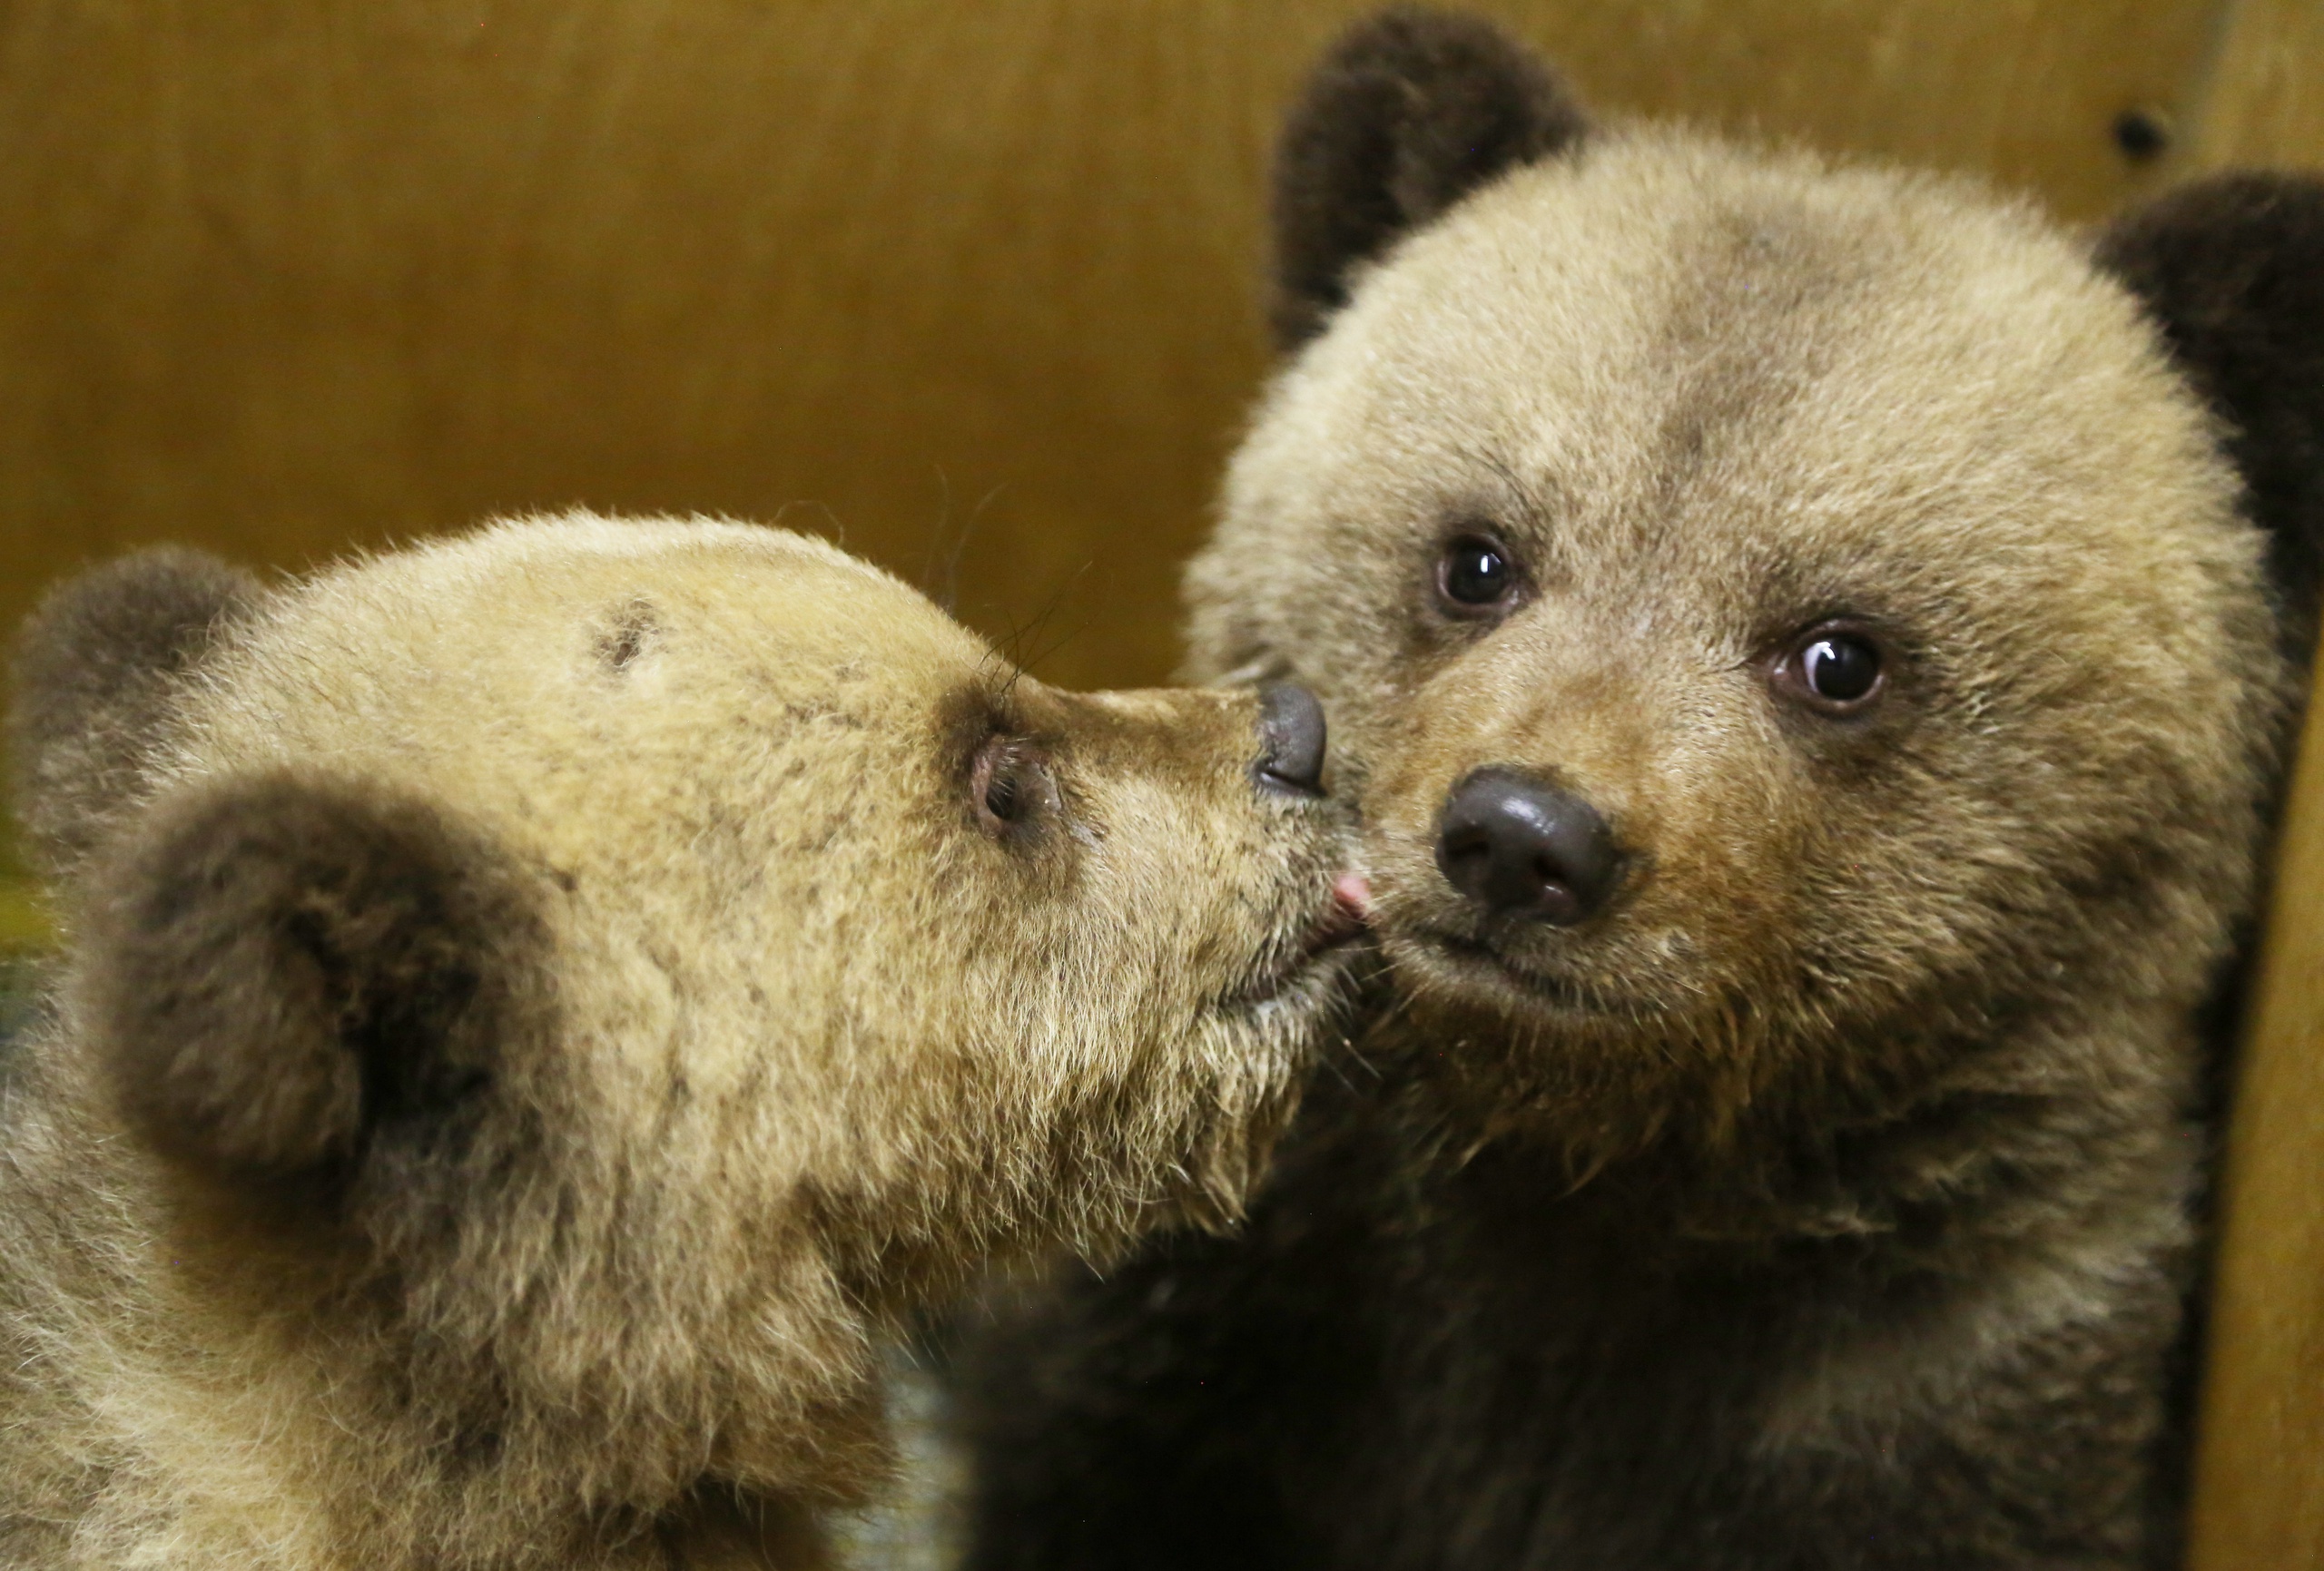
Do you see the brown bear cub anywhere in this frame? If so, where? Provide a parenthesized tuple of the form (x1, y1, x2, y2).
(0, 515, 1363, 1569)
(960, 11, 2324, 1570)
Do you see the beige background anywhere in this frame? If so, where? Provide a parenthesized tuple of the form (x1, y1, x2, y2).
(0, 1, 2319, 1558)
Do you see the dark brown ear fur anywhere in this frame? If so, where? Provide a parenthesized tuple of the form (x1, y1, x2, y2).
(1271, 6, 1587, 348)
(2097, 173, 2324, 655)
(9, 547, 261, 876)
(87, 771, 549, 1192)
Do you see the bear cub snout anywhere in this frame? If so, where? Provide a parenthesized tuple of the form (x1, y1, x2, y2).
(1433, 767, 1621, 926)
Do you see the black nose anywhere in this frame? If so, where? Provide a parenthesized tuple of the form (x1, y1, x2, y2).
(1435, 768, 1620, 925)
(1255, 682, 1328, 796)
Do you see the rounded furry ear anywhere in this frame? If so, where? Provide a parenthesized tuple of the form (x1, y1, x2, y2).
(1271, 5, 1587, 349)
(84, 771, 550, 1186)
(2096, 174, 2324, 654)
(9, 547, 261, 876)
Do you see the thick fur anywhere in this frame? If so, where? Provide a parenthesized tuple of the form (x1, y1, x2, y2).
(0, 515, 1357, 1568)
(960, 12, 2324, 1570)
(1270, 5, 1584, 349)
(2096, 175, 2324, 654)
(94, 771, 550, 1181)
(7, 546, 259, 877)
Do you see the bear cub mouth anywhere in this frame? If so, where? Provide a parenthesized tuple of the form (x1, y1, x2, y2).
(1406, 926, 1640, 1023)
(1226, 872, 1374, 1014)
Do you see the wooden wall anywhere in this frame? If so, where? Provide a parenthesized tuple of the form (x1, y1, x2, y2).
(2174, 11, 2324, 1568)
(0, 0, 2280, 717)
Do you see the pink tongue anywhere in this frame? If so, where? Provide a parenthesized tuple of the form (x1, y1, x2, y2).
(1332, 872, 1375, 921)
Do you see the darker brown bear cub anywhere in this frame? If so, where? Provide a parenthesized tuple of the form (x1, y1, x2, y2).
(960, 10, 2324, 1570)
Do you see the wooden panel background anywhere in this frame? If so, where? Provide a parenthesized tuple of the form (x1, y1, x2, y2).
(0, 0, 2242, 714)
(0, 0, 2318, 1560)
(2176, 7, 2324, 1566)
(2195, 630, 2324, 1571)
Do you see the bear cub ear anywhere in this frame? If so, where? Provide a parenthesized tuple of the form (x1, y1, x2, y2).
(9, 547, 261, 876)
(1271, 5, 1588, 348)
(2097, 174, 2324, 655)
(85, 771, 550, 1190)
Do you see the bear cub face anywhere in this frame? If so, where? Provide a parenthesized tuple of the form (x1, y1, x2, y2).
(1193, 118, 2294, 1165)
(5, 514, 1358, 1556)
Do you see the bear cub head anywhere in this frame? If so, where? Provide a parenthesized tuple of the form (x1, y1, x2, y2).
(1189, 8, 2324, 1177)
(6, 515, 1358, 1541)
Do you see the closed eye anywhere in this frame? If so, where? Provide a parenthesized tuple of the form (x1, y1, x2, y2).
(972, 735, 1057, 838)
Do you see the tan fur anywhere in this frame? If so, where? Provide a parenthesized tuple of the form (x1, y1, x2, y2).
(0, 515, 1355, 1568)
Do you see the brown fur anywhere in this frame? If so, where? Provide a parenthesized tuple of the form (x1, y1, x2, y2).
(0, 515, 1357, 1568)
(7, 546, 259, 877)
(959, 13, 2324, 1570)
(1270, 5, 1586, 348)
(96, 771, 547, 1181)
(2096, 174, 2324, 655)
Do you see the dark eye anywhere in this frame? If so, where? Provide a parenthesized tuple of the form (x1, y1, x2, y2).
(1437, 534, 1521, 614)
(1775, 623, 1886, 713)
(973, 738, 1050, 835)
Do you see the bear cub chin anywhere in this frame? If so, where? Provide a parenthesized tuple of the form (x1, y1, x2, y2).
(959, 9, 2324, 1571)
(0, 514, 1362, 1570)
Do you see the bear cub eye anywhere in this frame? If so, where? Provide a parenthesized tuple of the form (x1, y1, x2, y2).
(1436, 534, 1523, 616)
(1773, 623, 1887, 714)
(973, 736, 1055, 837)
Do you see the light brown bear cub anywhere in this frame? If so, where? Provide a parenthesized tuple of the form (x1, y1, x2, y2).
(0, 515, 1358, 1568)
